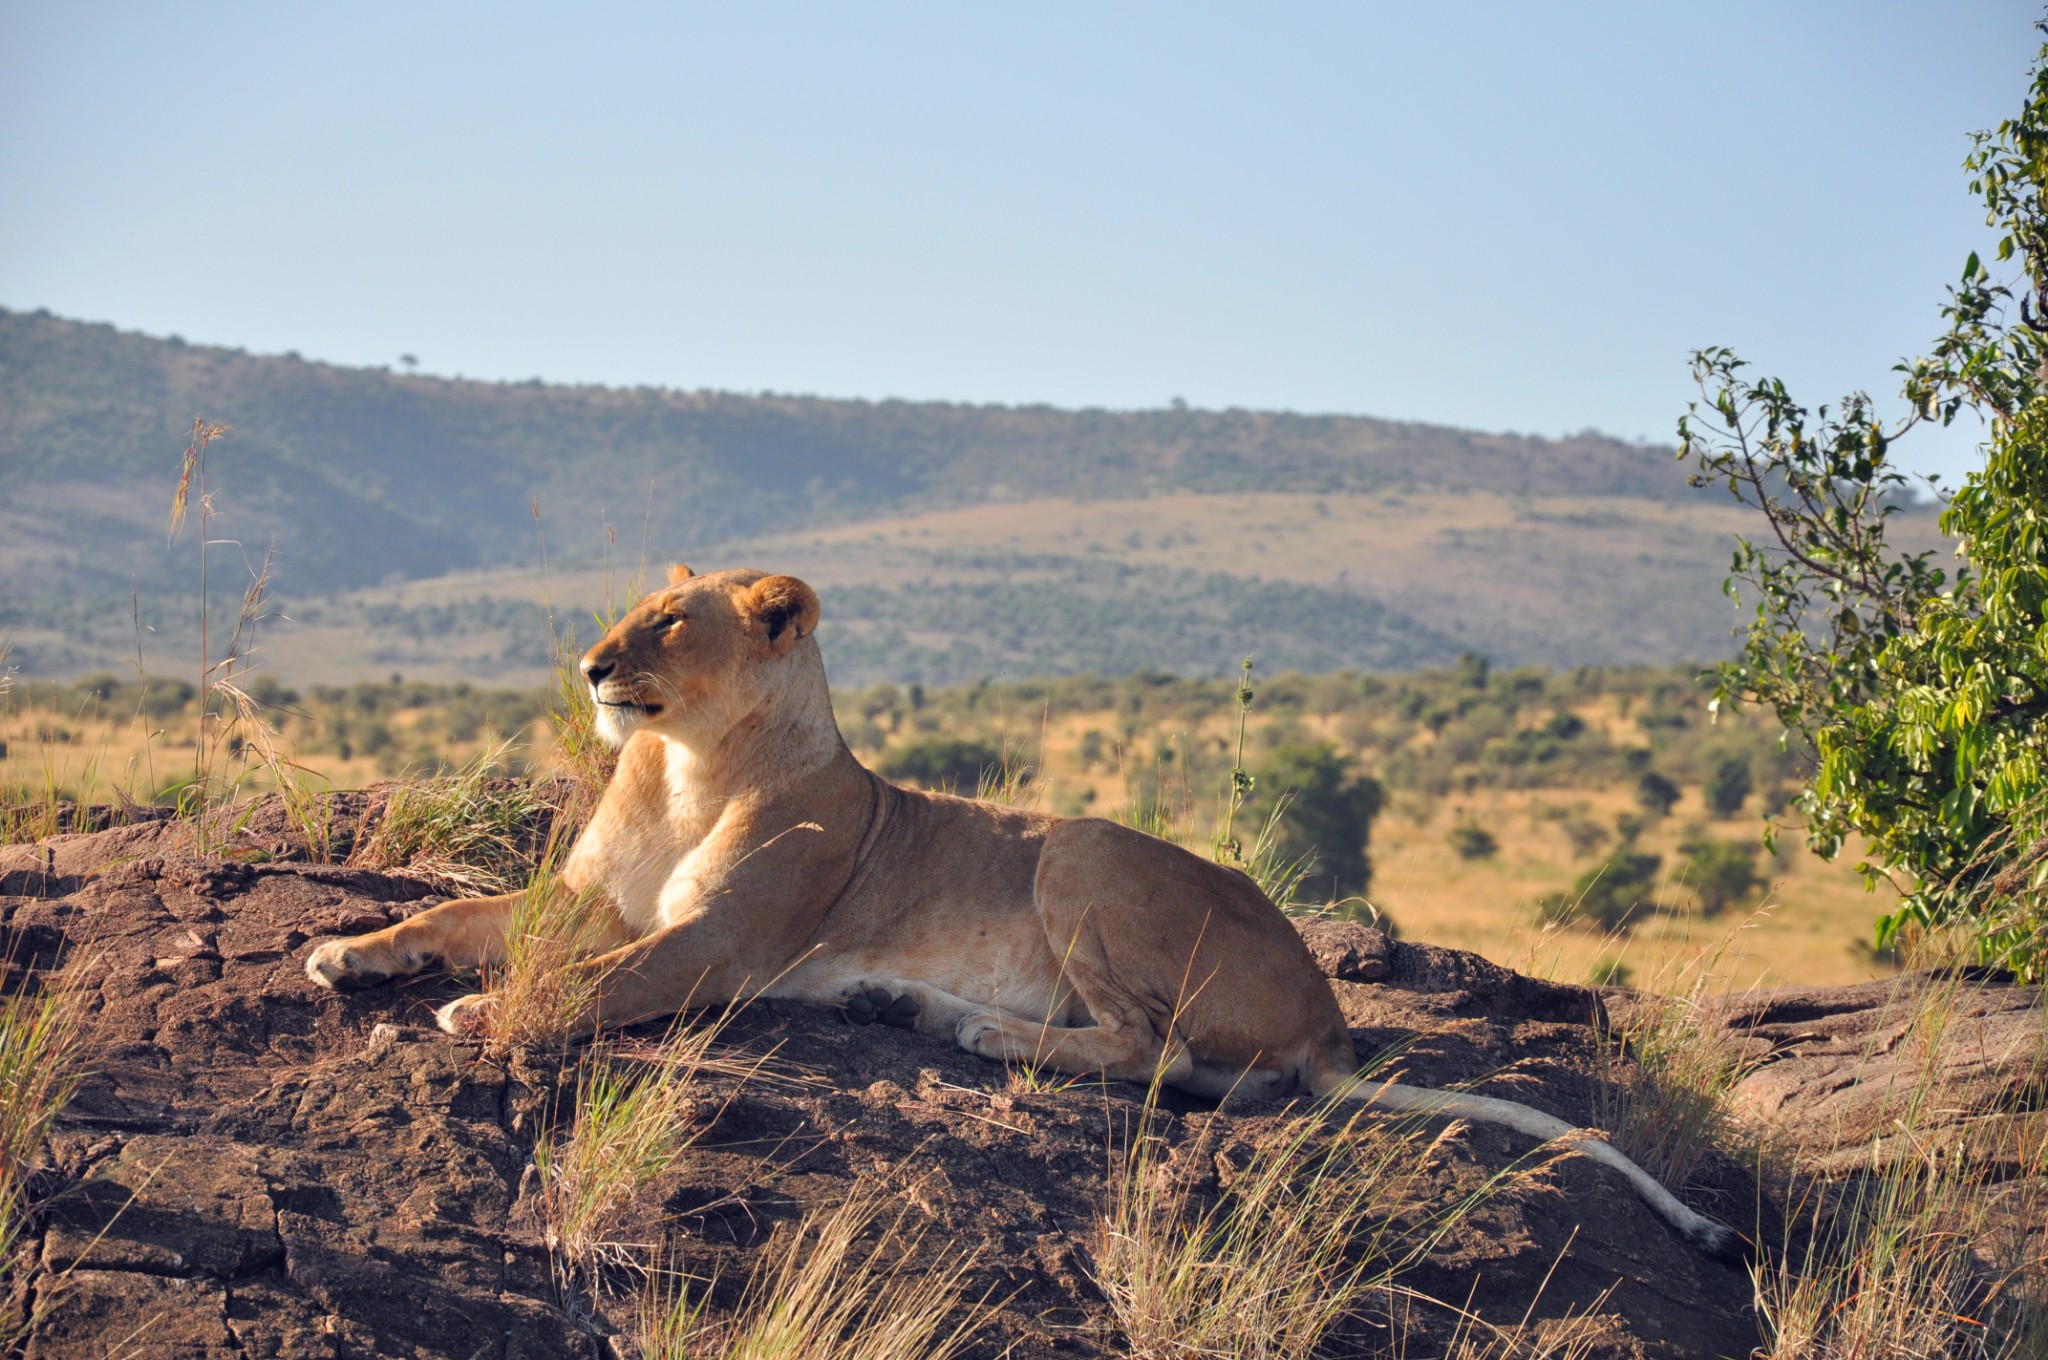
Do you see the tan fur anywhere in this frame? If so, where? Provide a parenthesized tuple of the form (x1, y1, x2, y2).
(305, 566, 1739, 1256)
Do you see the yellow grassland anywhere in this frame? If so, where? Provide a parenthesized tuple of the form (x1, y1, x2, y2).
(22, 487, 1947, 688)
(2, 674, 1893, 993)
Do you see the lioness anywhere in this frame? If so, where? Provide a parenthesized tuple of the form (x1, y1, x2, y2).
(306, 565, 1737, 1257)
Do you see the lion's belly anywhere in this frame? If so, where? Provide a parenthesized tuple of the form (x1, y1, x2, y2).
(777, 886, 1074, 1022)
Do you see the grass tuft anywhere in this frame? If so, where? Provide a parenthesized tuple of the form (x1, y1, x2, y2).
(636, 1179, 992, 1360)
(0, 946, 90, 1271)
(1750, 972, 2048, 1359)
(1092, 1089, 1503, 1360)
(475, 847, 617, 1057)
(1593, 928, 1757, 1192)
(350, 741, 555, 895)
(532, 1012, 761, 1278)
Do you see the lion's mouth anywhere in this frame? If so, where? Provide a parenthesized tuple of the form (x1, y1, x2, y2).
(597, 698, 664, 718)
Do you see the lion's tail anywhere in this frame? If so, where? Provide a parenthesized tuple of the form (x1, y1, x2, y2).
(1312, 1067, 1745, 1262)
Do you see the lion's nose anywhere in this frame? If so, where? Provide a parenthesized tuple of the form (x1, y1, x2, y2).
(582, 658, 615, 685)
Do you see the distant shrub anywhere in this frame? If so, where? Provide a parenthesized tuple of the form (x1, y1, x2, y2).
(1536, 850, 1661, 932)
(1245, 742, 1383, 903)
(1702, 755, 1753, 818)
(1634, 770, 1682, 817)
(1679, 836, 1764, 917)
(877, 737, 1004, 793)
(1561, 814, 1610, 858)
(1447, 822, 1498, 860)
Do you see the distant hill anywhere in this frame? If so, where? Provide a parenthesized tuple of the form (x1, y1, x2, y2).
(3, 306, 1688, 597)
(0, 307, 1948, 686)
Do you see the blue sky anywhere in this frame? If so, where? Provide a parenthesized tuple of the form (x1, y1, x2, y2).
(1, 2, 2035, 483)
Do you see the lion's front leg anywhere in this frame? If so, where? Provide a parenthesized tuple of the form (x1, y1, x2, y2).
(432, 913, 776, 1040)
(305, 892, 529, 991)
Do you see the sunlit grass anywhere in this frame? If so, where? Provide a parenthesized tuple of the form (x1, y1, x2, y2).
(635, 1180, 993, 1360)
(0, 946, 90, 1271)
(531, 1012, 765, 1279)
(1093, 1082, 1512, 1360)
(350, 740, 555, 894)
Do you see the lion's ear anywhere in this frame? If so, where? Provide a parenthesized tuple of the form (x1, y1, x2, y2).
(666, 562, 695, 585)
(740, 575, 820, 645)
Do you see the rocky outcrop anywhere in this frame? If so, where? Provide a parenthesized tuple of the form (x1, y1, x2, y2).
(0, 816, 1877, 1359)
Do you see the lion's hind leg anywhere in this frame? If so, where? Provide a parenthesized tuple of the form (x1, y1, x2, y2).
(955, 1008, 1194, 1088)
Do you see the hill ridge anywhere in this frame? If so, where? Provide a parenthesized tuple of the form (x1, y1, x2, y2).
(3, 305, 1682, 602)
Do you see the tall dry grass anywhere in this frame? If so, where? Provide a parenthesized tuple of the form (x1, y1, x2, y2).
(350, 740, 556, 895)
(1748, 971, 2048, 1359)
(635, 1180, 993, 1360)
(531, 1012, 765, 1280)
(0, 947, 90, 1270)
(1092, 1085, 1515, 1360)
(1592, 926, 1759, 1193)
(474, 845, 619, 1057)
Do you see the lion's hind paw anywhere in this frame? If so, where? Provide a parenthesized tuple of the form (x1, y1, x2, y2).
(841, 986, 920, 1030)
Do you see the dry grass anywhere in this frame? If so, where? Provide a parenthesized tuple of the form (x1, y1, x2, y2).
(1755, 1141, 2045, 1358)
(213, 678, 339, 861)
(1750, 974, 2048, 1359)
(1092, 1092, 1507, 1360)
(350, 740, 555, 895)
(531, 1013, 764, 1279)
(1379, 1266, 1620, 1359)
(474, 847, 618, 1057)
(635, 1179, 993, 1360)
(0, 946, 90, 1270)
(1593, 927, 1759, 1192)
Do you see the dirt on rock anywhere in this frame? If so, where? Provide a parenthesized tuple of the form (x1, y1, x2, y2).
(0, 805, 1872, 1359)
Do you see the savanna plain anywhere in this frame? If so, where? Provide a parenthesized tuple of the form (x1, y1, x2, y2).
(2, 309, 2043, 1357)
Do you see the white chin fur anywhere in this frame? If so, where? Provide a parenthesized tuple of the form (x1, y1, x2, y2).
(594, 702, 643, 748)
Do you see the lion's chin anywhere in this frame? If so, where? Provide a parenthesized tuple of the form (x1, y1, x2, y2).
(594, 701, 658, 748)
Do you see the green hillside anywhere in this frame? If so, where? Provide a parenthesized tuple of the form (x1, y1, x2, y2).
(5, 306, 1688, 593)
(0, 307, 1950, 686)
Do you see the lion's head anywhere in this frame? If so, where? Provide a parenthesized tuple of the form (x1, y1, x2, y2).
(580, 565, 823, 750)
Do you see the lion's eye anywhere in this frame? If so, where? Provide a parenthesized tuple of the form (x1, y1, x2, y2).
(663, 614, 687, 631)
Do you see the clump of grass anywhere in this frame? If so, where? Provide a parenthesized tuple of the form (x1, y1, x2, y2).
(476, 848, 618, 1057)
(1093, 1092, 1501, 1359)
(972, 741, 1038, 808)
(1592, 930, 1755, 1192)
(1381, 1263, 1620, 1358)
(350, 740, 555, 895)
(532, 1012, 759, 1279)
(1755, 1134, 2045, 1358)
(213, 678, 338, 861)
(0, 947, 90, 1270)
(636, 1180, 992, 1360)
(1750, 972, 2048, 1358)
(1234, 793, 1321, 911)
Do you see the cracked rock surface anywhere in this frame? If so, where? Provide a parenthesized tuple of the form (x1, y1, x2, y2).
(0, 810, 1814, 1358)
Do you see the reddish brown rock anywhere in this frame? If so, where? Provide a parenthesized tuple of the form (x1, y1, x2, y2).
(3, 811, 1773, 1358)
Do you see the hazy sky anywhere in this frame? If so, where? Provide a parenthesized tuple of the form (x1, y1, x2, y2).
(2, 2, 2035, 482)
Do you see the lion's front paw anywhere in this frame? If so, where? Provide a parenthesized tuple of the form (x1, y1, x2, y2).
(435, 993, 497, 1037)
(305, 938, 393, 992)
